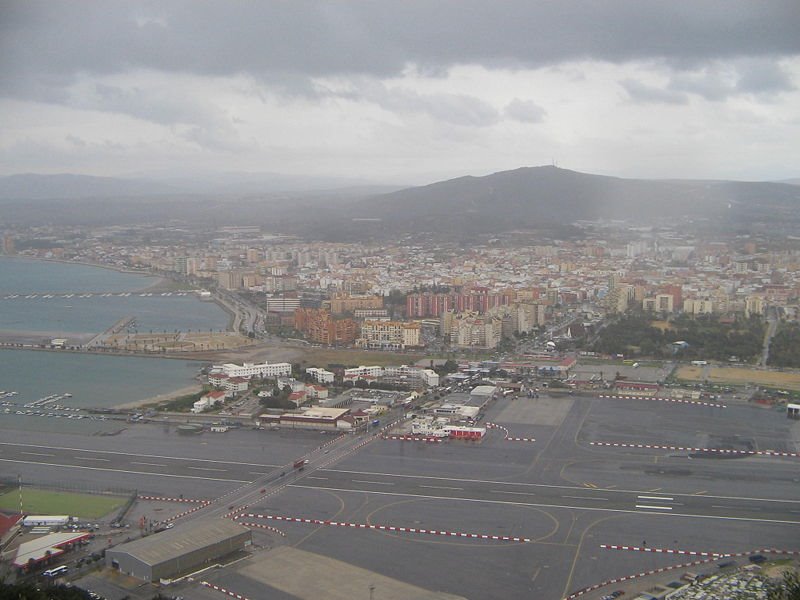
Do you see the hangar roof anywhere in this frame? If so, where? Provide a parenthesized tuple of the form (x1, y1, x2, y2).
(108, 519, 248, 566)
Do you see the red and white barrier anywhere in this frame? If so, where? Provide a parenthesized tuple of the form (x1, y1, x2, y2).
(601, 544, 726, 557)
(486, 422, 536, 443)
(236, 512, 530, 543)
(381, 435, 443, 443)
(598, 394, 726, 409)
(201, 581, 251, 600)
(137, 495, 212, 524)
(591, 441, 800, 458)
(239, 521, 286, 537)
(565, 547, 800, 599)
(138, 495, 209, 504)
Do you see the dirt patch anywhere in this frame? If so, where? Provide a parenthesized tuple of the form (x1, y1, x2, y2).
(239, 546, 465, 600)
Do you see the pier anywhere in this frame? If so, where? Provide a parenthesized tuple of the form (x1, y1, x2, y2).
(85, 315, 136, 348)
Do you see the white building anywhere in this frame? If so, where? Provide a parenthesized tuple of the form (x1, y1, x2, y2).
(343, 365, 384, 381)
(192, 390, 227, 413)
(383, 365, 439, 387)
(357, 320, 422, 350)
(344, 364, 439, 387)
(213, 361, 291, 379)
(306, 367, 335, 384)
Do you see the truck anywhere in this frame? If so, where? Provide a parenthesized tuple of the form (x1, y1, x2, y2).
(293, 459, 309, 471)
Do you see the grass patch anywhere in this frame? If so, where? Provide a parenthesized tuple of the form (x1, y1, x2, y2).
(0, 489, 124, 519)
(674, 366, 800, 391)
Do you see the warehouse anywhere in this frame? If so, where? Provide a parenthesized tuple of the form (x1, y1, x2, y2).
(105, 519, 251, 582)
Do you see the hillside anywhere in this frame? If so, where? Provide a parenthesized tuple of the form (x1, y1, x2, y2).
(337, 166, 800, 236)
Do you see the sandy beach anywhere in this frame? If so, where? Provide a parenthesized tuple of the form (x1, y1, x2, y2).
(114, 384, 203, 409)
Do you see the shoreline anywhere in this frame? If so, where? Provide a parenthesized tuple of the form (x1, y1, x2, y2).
(1, 254, 154, 279)
(114, 384, 204, 410)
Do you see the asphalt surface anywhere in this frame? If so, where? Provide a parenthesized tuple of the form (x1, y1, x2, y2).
(3, 393, 800, 600)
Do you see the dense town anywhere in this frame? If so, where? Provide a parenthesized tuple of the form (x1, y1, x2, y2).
(3, 222, 800, 359)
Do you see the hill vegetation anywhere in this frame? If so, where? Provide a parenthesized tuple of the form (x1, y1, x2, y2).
(592, 313, 765, 362)
(767, 323, 800, 368)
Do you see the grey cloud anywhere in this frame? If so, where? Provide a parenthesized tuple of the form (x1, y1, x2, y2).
(620, 79, 689, 105)
(335, 80, 500, 127)
(667, 60, 796, 101)
(735, 60, 796, 95)
(2, 1, 799, 102)
(504, 99, 547, 122)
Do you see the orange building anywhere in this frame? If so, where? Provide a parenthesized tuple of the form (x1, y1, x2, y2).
(295, 308, 358, 346)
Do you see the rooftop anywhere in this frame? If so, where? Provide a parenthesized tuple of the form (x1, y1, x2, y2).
(107, 519, 249, 567)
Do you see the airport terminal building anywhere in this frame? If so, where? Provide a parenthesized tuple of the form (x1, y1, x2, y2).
(106, 519, 251, 582)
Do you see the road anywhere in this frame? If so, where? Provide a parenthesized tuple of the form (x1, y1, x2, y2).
(288, 467, 800, 526)
(183, 424, 395, 521)
(760, 308, 779, 367)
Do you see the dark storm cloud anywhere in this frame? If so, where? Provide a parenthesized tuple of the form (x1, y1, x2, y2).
(2, 1, 799, 102)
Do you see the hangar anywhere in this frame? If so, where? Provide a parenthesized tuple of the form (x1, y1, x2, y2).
(105, 519, 251, 582)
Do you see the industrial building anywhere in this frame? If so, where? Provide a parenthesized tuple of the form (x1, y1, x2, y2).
(105, 519, 251, 582)
(13, 531, 92, 570)
(259, 406, 351, 430)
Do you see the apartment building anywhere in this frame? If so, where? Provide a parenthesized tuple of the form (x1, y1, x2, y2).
(357, 320, 422, 350)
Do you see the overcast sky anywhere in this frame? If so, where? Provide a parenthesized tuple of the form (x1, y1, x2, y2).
(1, 1, 799, 184)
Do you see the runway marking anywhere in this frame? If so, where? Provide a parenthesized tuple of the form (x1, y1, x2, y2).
(0, 457, 249, 483)
(352, 480, 394, 486)
(188, 466, 227, 472)
(491, 490, 535, 496)
(694, 490, 708, 495)
(248, 471, 270, 475)
(419, 485, 463, 491)
(322, 468, 800, 506)
(237, 512, 531, 543)
(0, 441, 281, 467)
(74, 456, 109, 462)
(20, 452, 55, 457)
(635, 505, 673, 511)
(290, 484, 800, 526)
(131, 461, 166, 467)
(306, 476, 328, 480)
(591, 440, 800, 458)
(637, 495, 673, 502)
(563, 495, 608, 501)
(583, 482, 598, 489)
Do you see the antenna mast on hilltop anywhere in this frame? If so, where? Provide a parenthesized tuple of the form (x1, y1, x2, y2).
(551, 157, 559, 168)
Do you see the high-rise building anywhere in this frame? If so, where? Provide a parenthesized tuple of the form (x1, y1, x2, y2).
(294, 308, 358, 345)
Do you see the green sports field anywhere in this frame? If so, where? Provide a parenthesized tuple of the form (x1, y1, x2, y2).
(0, 488, 124, 519)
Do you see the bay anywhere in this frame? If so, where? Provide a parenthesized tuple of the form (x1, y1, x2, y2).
(0, 257, 229, 335)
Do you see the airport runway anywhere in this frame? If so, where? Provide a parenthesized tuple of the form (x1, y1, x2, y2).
(3, 393, 799, 600)
(289, 467, 800, 525)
